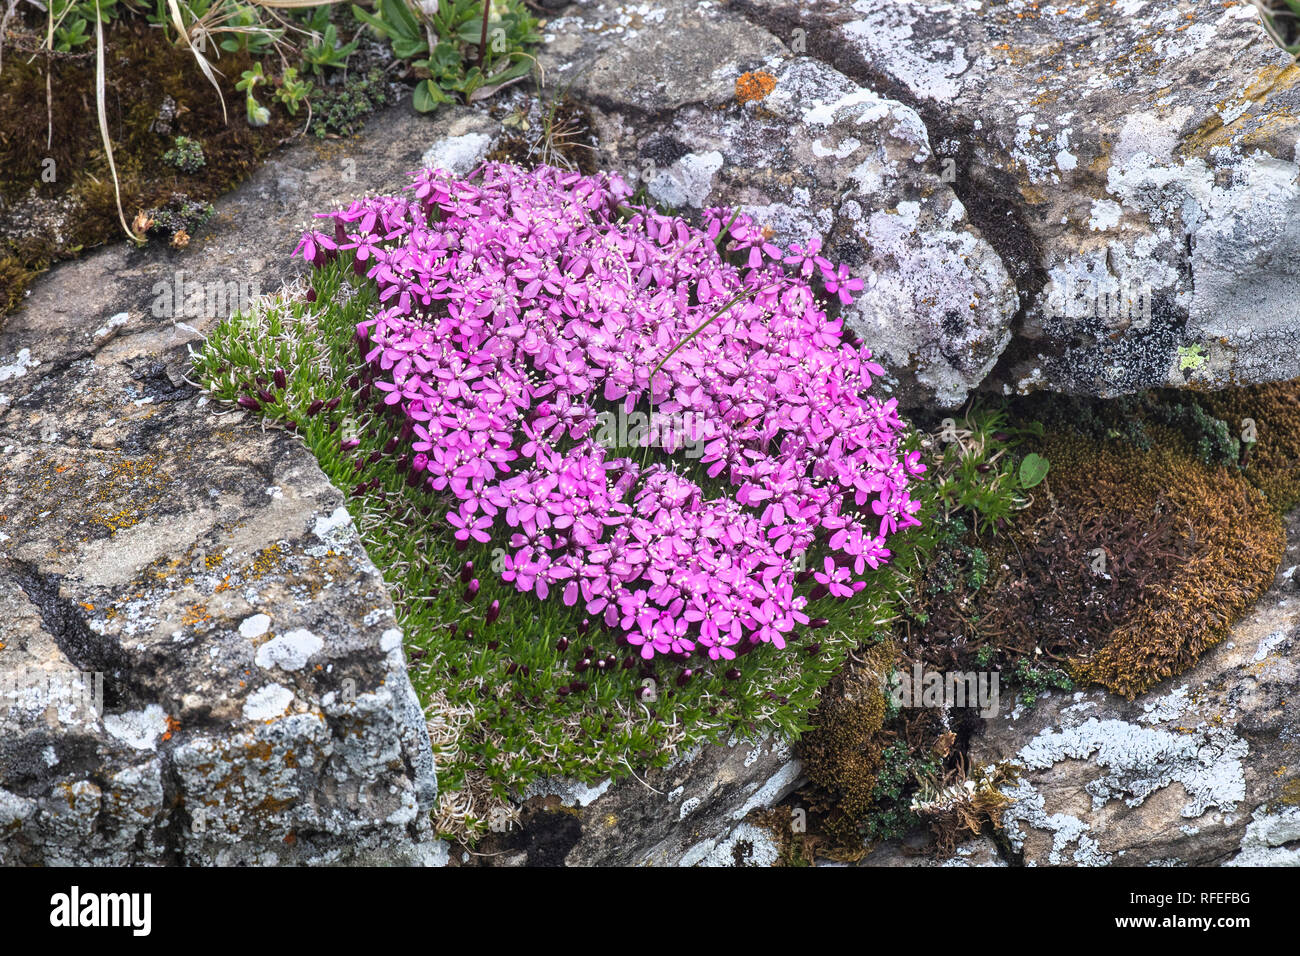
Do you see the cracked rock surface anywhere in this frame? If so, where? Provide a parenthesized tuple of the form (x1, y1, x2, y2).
(728, 0, 1300, 400)
(0, 106, 504, 865)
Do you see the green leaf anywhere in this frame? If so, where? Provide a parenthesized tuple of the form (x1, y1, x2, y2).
(412, 79, 450, 113)
(1018, 453, 1050, 489)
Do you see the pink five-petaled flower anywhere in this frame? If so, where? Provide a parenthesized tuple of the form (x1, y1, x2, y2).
(446, 510, 492, 544)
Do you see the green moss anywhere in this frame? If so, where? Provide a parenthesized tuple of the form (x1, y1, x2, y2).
(309, 68, 392, 139)
(162, 136, 207, 174)
(0, 17, 298, 319)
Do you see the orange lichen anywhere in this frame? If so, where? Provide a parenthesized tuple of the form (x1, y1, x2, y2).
(735, 70, 777, 104)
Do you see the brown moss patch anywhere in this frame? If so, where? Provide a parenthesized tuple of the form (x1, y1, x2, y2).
(0, 19, 297, 318)
(1195, 379, 1300, 513)
(1047, 429, 1284, 698)
(796, 639, 893, 852)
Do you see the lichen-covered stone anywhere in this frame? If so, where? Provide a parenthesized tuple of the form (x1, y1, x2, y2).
(0, 106, 504, 865)
(731, 0, 1300, 399)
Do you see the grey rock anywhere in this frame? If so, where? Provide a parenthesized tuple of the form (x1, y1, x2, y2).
(474, 736, 801, 866)
(0, 106, 503, 865)
(731, 0, 1300, 399)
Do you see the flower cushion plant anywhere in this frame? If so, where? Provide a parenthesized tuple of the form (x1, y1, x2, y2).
(293, 162, 924, 665)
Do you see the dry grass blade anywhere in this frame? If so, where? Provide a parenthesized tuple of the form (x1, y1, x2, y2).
(94, 0, 142, 243)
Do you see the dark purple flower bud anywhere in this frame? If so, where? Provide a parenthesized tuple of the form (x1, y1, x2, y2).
(325, 397, 342, 411)
(485, 600, 500, 625)
(795, 568, 815, 584)
(305, 399, 324, 417)
(569, 681, 587, 693)
(447, 623, 458, 637)
(463, 628, 474, 642)
(348, 375, 360, 390)
(556, 637, 569, 652)
(805, 642, 821, 655)
(273, 369, 287, 390)
(341, 437, 361, 450)
(809, 584, 830, 601)
(454, 537, 468, 552)
(463, 579, 480, 603)
(257, 389, 276, 405)
(725, 668, 741, 681)
(486, 639, 498, 650)
(238, 395, 261, 411)
(808, 617, 829, 629)
(557, 687, 570, 698)
(506, 662, 518, 675)
(305, 287, 317, 303)
(383, 435, 400, 455)
(576, 658, 590, 673)
(460, 561, 474, 583)
(583, 646, 595, 659)
(577, 618, 590, 636)
(367, 449, 382, 464)
(676, 669, 693, 687)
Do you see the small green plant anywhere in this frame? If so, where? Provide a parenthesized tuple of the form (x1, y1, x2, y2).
(309, 67, 392, 138)
(236, 62, 272, 127)
(217, 2, 283, 54)
(162, 135, 206, 173)
(351, 0, 540, 112)
(1011, 660, 1073, 707)
(931, 405, 1042, 536)
(1017, 452, 1049, 489)
(862, 742, 941, 843)
(302, 20, 360, 74)
(273, 67, 315, 116)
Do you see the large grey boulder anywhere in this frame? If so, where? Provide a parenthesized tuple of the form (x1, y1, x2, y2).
(0, 106, 504, 865)
(730, 0, 1300, 400)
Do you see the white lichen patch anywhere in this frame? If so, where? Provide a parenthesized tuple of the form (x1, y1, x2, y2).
(103, 704, 169, 750)
(242, 683, 295, 721)
(0, 348, 39, 383)
(421, 132, 493, 177)
(254, 628, 323, 672)
(238, 613, 272, 639)
(1225, 806, 1300, 866)
(647, 150, 723, 209)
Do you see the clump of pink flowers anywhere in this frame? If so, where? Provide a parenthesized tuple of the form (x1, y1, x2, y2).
(295, 163, 924, 662)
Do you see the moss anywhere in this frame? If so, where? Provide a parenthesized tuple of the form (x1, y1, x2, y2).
(0, 18, 298, 320)
(797, 639, 895, 852)
(1044, 428, 1284, 699)
(1195, 379, 1300, 512)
